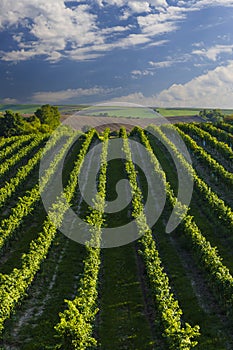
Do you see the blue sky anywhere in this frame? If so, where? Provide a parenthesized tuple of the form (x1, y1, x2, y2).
(0, 0, 233, 108)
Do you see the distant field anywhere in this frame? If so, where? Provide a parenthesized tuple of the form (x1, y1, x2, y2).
(0, 104, 41, 114)
(80, 106, 160, 119)
(0, 104, 86, 115)
(0, 104, 232, 118)
(157, 108, 233, 117)
(156, 108, 200, 117)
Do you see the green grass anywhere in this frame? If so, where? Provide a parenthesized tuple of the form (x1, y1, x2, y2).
(156, 108, 201, 117)
(0, 104, 41, 114)
(97, 155, 161, 349)
(157, 108, 233, 117)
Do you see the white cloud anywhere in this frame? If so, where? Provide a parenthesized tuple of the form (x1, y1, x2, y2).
(0, 0, 191, 63)
(96, 0, 168, 9)
(149, 53, 191, 68)
(0, 98, 18, 104)
(137, 6, 187, 38)
(177, 0, 233, 8)
(1, 0, 233, 62)
(149, 60, 174, 68)
(110, 92, 147, 104)
(0, 2, 99, 62)
(192, 41, 205, 48)
(67, 33, 154, 61)
(32, 87, 120, 103)
(192, 44, 233, 61)
(131, 69, 155, 77)
(128, 1, 151, 13)
(192, 0, 233, 8)
(0, 0, 171, 62)
(114, 61, 233, 108)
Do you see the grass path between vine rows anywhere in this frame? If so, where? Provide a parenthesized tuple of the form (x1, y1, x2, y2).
(97, 157, 163, 349)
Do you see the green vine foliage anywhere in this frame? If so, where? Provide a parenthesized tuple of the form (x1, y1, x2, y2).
(215, 122, 233, 135)
(55, 129, 110, 349)
(197, 122, 233, 147)
(0, 134, 27, 151)
(177, 123, 233, 161)
(0, 134, 48, 180)
(146, 125, 233, 312)
(0, 134, 35, 161)
(0, 130, 95, 335)
(0, 130, 74, 209)
(121, 127, 200, 350)
(0, 123, 233, 348)
(0, 130, 79, 253)
(176, 127, 233, 188)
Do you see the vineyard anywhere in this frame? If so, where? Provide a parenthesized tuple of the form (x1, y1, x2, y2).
(0, 121, 233, 350)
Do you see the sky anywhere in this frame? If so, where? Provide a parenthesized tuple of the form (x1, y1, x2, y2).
(0, 0, 233, 108)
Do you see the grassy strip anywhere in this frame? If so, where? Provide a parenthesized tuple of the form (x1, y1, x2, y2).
(157, 108, 200, 117)
(98, 156, 157, 349)
(1, 236, 86, 350)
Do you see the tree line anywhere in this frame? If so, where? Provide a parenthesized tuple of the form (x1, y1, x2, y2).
(0, 104, 61, 136)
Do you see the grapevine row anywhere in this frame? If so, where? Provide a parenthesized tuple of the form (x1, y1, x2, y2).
(0, 129, 95, 334)
(176, 127, 233, 189)
(121, 127, 200, 350)
(216, 122, 233, 135)
(55, 129, 110, 349)
(159, 126, 233, 229)
(0, 130, 79, 252)
(143, 125, 233, 310)
(0, 134, 48, 180)
(0, 134, 34, 161)
(0, 129, 71, 209)
(0, 135, 21, 150)
(197, 122, 233, 148)
(177, 123, 233, 162)
(154, 124, 233, 229)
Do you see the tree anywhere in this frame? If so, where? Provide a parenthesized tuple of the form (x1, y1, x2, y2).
(22, 116, 43, 134)
(0, 109, 53, 137)
(35, 104, 61, 130)
(199, 109, 224, 123)
(0, 110, 24, 136)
